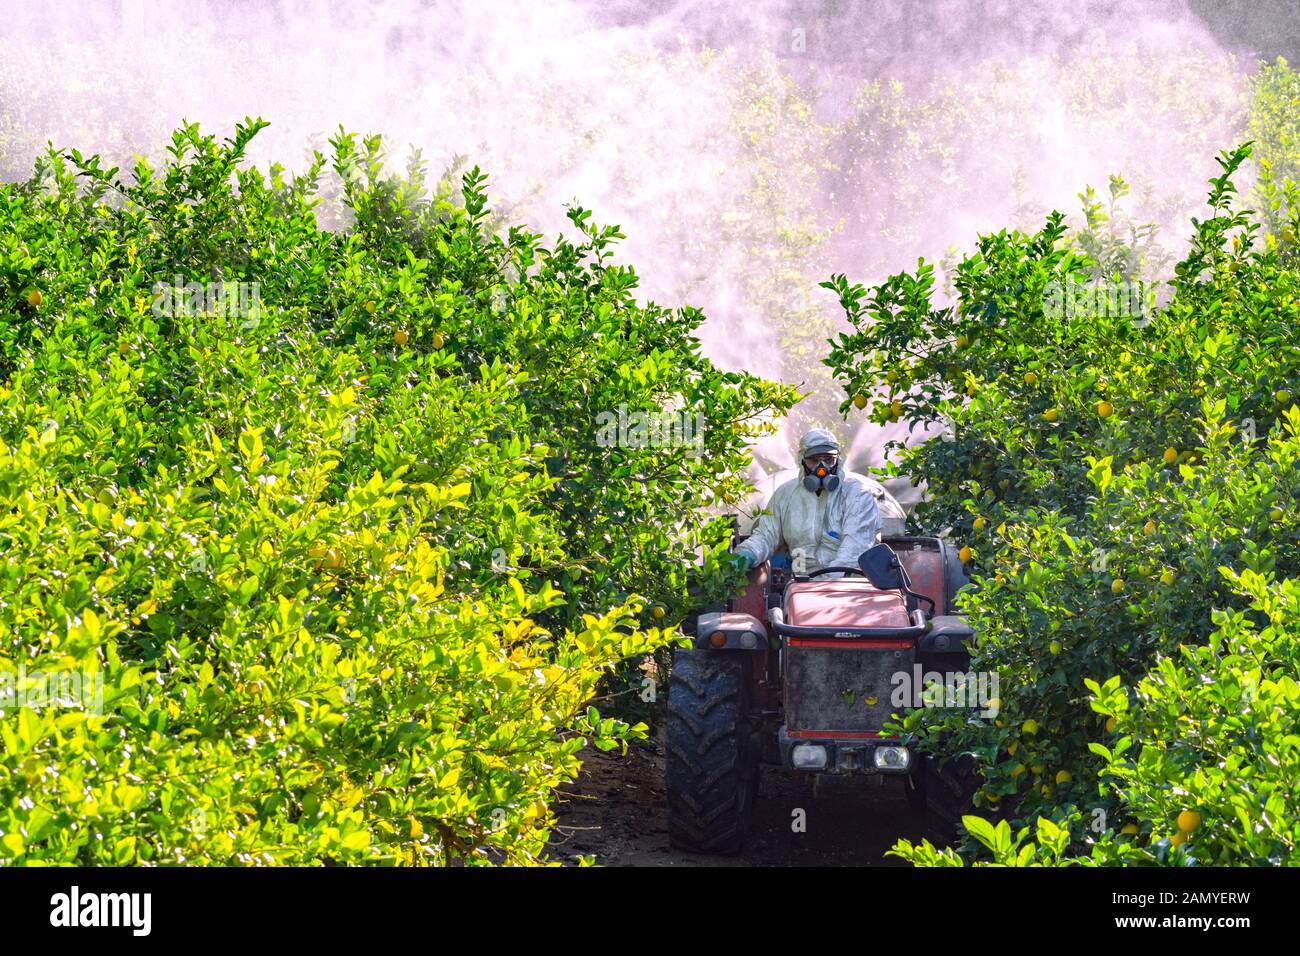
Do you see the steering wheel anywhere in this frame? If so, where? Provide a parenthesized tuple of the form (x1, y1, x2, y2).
(804, 566, 867, 579)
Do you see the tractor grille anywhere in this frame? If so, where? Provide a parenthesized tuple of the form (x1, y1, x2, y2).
(784, 641, 914, 733)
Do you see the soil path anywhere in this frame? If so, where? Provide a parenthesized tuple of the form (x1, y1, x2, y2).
(548, 736, 951, 866)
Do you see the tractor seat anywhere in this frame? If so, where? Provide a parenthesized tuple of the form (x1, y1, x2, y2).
(784, 579, 912, 630)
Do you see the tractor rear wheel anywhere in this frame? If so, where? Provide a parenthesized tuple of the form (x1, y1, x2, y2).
(666, 647, 759, 854)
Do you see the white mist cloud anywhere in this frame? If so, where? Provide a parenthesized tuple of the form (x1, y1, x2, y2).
(0, 0, 1261, 507)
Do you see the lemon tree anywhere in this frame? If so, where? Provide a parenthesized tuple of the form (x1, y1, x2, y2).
(0, 121, 794, 864)
(828, 142, 1300, 865)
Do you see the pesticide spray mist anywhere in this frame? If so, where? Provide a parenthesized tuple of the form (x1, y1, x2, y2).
(0, 0, 1269, 514)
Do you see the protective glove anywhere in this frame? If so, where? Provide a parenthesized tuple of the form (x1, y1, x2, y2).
(728, 550, 756, 573)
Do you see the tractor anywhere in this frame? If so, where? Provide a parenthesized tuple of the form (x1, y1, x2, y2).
(666, 528, 978, 854)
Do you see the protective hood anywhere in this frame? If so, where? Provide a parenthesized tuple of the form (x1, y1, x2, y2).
(798, 428, 840, 460)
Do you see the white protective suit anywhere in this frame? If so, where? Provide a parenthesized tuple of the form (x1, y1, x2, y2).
(736, 430, 883, 576)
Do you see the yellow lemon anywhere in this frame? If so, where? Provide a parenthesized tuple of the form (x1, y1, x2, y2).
(1049, 640, 1061, 655)
(1170, 832, 1186, 847)
(1106, 716, 1117, 733)
(1160, 569, 1175, 585)
(1055, 770, 1070, 784)
(1023, 371, 1039, 385)
(394, 329, 409, 346)
(885, 370, 899, 384)
(1031, 763, 1045, 775)
(1275, 389, 1292, 406)
(1010, 763, 1026, 778)
(853, 392, 868, 409)
(1177, 810, 1201, 833)
(890, 400, 904, 419)
(1111, 577, 1125, 594)
(1022, 719, 1039, 736)
(651, 605, 666, 620)
(1121, 823, 1138, 835)
(1143, 519, 1157, 535)
(431, 333, 446, 349)
(1044, 408, 1059, 422)
(364, 300, 376, 315)
(959, 546, 972, 563)
(1269, 508, 1283, 522)
(1162, 447, 1178, 465)
(26, 289, 42, 307)
(1007, 741, 1018, 756)
(1096, 401, 1114, 418)
(973, 516, 986, 530)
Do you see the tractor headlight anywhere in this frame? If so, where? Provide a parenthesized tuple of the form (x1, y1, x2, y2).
(873, 746, 911, 771)
(792, 743, 828, 770)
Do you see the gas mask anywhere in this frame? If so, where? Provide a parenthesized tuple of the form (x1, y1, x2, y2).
(802, 458, 841, 494)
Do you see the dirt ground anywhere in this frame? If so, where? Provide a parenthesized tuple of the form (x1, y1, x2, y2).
(548, 735, 951, 866)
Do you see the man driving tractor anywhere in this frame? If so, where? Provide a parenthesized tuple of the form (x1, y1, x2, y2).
(733, 428, 883, 577)
(670, 429, 970, 854)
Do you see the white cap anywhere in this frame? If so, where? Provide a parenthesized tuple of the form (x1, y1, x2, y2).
(798, 428, 840, 460)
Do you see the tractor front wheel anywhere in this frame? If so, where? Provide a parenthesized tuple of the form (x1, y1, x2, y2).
(666, 647, 759, 854)
(904, 758, 928, 813)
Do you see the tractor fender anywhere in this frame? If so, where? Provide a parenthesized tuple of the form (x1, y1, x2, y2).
(695, 611, 770, 650)
(919, 615, 974, 654)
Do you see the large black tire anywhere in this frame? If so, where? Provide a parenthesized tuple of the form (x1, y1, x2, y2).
(915, 752, 982, 841)
(666, 647, 759, 854)
(904, 759, 928, 813)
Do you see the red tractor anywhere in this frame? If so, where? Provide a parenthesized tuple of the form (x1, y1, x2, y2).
(666, 535, 977, 853)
